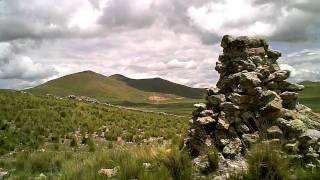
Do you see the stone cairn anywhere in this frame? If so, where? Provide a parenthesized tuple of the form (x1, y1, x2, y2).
(186, 35, 320, 174)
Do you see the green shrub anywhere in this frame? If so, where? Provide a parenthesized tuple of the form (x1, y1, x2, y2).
(70, 137, 78, 148)
(206, 147, 219, 172)
(296, 167, 320, 180)
(160, 148, 192, 180)
(232, 143, 291, 180)
(87, 138, 96, 152)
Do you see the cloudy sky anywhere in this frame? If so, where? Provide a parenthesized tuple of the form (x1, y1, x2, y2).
(0, 0, 319, 89)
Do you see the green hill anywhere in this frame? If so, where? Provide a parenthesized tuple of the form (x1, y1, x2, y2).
(110, 74, 205, 99)
(0, 90, 190, 179)
(299, 81, 320, 112)
(26, 71, 205, 103)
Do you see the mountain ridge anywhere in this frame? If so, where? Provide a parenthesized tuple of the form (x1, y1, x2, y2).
(26, 70, 205, 102)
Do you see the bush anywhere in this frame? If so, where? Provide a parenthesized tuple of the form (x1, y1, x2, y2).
(70, 137, 78, 148)
(232, 143, 290, 180)
(87, 138, 96, 152)
(296, 167, 320, 180)
(206, 147, 219, 172)
(160, 148, 192, 180)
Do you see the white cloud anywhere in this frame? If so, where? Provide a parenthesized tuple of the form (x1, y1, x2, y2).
(0, 42, 57, 88)
(279, 49, 320, 82)
(0, 0, 319, 89)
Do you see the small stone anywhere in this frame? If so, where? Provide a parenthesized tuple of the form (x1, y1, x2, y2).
(213, 176, 224, 180)
(220, 102, 240, 113)
(237, 123, 250, 134)
(300, 129, 320, 144)
(193, 103, 207, 110)
(280, 92, 298, 110)
(217, 119, 230, 130)
(278, 81, 304, 92)
(242, 133, 259, 146)
(266, 49, 281, 59)
(262, 139, 281, 145)
(143, 162, 152, 169)
(207, 94, 226, 107)
(98, 167, 119, 178)
(199, 110, 215, 117)
(222, 138, 242, 158)
(227, 93, 251, 104)
(267, 70, 290, 81)
(284, 142, 299, 153)
(207, 85, 220, 95)
(0, 169, 9, 179)
(277, 118, 307, 134)
(196, 116, 216, 125)
(240, 72, 262, 87)
(267, 126, 283, 138)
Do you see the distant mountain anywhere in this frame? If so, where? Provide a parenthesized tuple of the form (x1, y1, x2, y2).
(110, 74, 204, 99)
(26, 71, 205, 103)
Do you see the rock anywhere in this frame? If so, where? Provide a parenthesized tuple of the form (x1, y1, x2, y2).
(143, 162, 152, 169)
(217, 119, 230, 130)
(284, 142, 299, 153)
(199, 110, 215, 117)
(35, 173, 47, 180)
(227, 93, 250, 104)
(213, 176, 224, 180)
(266, 48, 281, 59)
(267, 126, 283, 138)
(278, 81, 304, 92)
(240, 72, 262, 87)
(300, 129, 320, 144)
(0, 169, 9, 179)
(98, 167, 119, 178)
(193, 154, 211, 173)
(277, 118, 307, 134)
(267, 70, 290, 82)
(236, 123, 250, 134)
(222, 138, 242, 158)
(220, 102, 240, 113)
(207, 94, 226, 107)
(242, 133, 259, 146)
(280, 91, 298, 109)
(207, 85, 220, 95)
(185, 35, 320, 173)
(68, 94, 76, 99)
(260, 90, 283, 111)
(194, 103, 207, 110)
(196, 116, 216, 125)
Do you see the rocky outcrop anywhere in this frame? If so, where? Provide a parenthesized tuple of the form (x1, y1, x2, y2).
(185, 35, 320, 175)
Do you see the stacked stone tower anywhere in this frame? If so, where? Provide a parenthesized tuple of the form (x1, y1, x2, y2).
(186, 35, 320, 172)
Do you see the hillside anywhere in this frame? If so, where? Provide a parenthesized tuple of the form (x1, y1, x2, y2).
(0, 90, 189, 179)
(110, 74, 205, 99)
(27, 71, 205, 103)
(299, 81, 320, 112)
